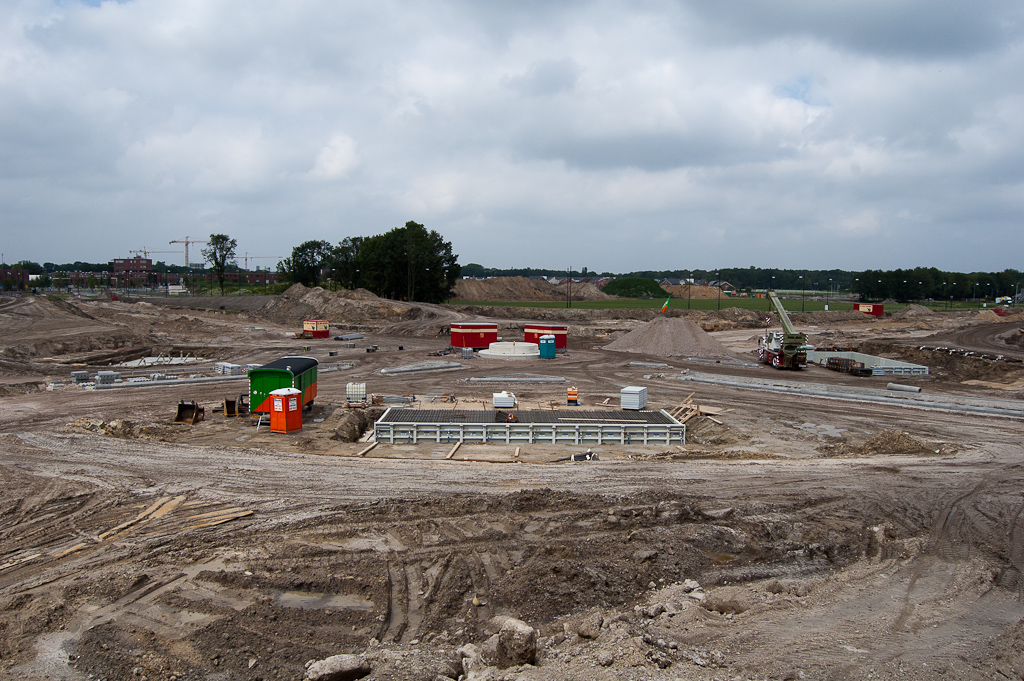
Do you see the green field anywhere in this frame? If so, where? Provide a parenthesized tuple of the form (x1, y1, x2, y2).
(451, 297, 859, 312)
(450, 297, 988, 312)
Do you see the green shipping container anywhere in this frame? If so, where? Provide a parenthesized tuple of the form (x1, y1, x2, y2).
(248, 356, 318, 415)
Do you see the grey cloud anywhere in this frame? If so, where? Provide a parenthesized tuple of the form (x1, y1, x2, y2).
(683, 1, 1024, 58)
(504, 59, 582, 97)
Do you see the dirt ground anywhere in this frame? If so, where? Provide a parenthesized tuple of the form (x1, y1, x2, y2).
(1, 290, 1024, 680)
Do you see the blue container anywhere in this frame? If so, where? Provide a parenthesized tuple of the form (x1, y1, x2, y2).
(539, 335, 556, 359)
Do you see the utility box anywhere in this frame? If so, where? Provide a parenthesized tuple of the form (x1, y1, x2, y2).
(621, 386, 648, 410)
(269, 388, 303, 433)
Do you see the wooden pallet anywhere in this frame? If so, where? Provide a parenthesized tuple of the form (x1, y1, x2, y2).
(668, 392, 700, 423)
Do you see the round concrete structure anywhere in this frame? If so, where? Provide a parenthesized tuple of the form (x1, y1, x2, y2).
(477, 341, 541, 359)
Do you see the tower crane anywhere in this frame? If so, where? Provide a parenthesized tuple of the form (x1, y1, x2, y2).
(241, 254, 284, 271)
(129, 249, 176, 260)
(169, 237, 209, 267)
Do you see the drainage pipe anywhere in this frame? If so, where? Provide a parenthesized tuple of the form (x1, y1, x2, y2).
(676, 375, 1024, 419)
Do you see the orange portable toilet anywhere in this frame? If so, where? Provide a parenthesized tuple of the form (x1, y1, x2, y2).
(269, 387, 303, 433)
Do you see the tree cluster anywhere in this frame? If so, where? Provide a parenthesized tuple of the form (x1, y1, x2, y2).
(278, 221, 460, 304)
(601, 277, 667, 298)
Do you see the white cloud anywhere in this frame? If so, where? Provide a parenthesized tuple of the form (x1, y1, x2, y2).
(308, 134, 358, 180)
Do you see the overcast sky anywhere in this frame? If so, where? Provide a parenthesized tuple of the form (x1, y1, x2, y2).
(2, 1, 1022, 273)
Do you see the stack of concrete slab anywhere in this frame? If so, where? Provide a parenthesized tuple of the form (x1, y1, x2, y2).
(94, 371, 120, 385)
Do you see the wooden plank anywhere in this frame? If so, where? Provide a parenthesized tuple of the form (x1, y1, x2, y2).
(706, 416, 723, 425)
(149, 495, 187, 519)
(446, 442, 462, 459)
(97, 495, 172, 540)
(513, 447, 520, 458)
(54, 543, 88, 558)
(185, 506, 248, 521)
(356, 442, 378, 457)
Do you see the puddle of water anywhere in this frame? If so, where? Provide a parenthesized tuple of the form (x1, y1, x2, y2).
(275, 590, 374, 611)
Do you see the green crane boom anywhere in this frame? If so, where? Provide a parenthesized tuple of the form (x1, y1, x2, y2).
(768, 291, 799, 336)
(760, 291, 809, 369)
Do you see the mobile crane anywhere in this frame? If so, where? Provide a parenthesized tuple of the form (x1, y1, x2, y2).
(759, 291, 811, 369)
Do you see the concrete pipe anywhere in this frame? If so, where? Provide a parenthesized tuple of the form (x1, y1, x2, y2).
(886, 383, 922, 393)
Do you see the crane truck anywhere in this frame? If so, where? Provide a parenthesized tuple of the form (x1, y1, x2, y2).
(759, 291, 811, 369)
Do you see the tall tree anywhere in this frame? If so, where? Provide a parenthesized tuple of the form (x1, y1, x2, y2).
(355, 221, 459, 302)
(201, 234, 237, 295)
(278, 240, 334, 288)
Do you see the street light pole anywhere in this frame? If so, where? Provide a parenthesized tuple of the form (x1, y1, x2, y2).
(717, 271, 721, 311)
(800, 275, 804, 312)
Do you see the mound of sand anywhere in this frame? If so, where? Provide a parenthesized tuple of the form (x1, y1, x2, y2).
(257, 284, 427, 326)
(453, 277, 610, 302)
(893, 304, 934, 319)
(604, 317, 734, 357)
(661, 284, 724, 300)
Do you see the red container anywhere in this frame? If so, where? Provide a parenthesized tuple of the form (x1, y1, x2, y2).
(853, 303, 884, 317)
(269, 388, 303, 433)
(451, 322, 497, 349)
(524, 324, 568, 349)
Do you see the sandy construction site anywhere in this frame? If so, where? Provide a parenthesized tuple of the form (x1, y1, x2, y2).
(1, 286, 1024, 681)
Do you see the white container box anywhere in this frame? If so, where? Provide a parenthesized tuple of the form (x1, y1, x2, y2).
(346, 382, 367, 402)
(620, 386, 648, 410)
(492, 391, 517, 409)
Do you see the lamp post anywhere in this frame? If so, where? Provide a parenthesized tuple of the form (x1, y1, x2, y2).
(827, 278, 832, 309)
(800, 275, 804, 312)
(685, 270, 691, 309)
(717, 271, 721, 310)
(770, 274, 776, 310)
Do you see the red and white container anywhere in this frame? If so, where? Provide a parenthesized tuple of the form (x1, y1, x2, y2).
(853, 303, 884, 317)
(451, 322, 498, 349)
(524, 324, 567, 349)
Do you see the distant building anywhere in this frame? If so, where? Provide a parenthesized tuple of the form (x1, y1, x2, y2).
(0, 268, 30, 290)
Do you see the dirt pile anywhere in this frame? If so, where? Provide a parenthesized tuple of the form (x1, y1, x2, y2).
(257, 284, 430, 326)
(453, 277, 610, 302)
(893, 304, 935, 319)
(1005, 329, 1024, 349)
(662, 284, 724, 300)
(604, 317, 734, 357)
(858, 429, 930, 455)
